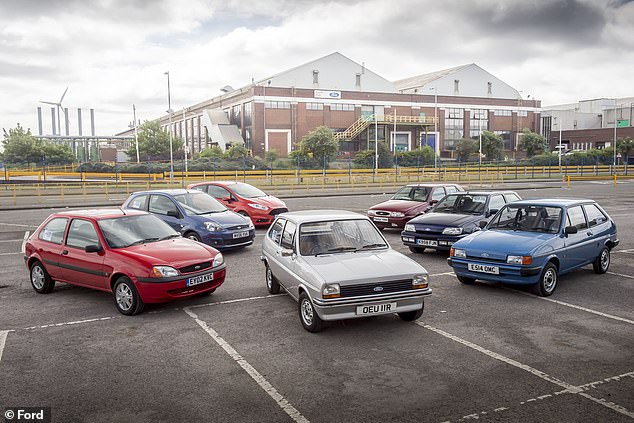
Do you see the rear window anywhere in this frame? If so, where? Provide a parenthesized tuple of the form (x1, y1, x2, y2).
(583, 204, 608, 227)
(38, 217, 68, 244)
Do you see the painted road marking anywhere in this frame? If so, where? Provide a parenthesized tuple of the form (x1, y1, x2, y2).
(430, 271, 456, 277)
(420, 323, 634, 420)
(607, 271, 634, 280)
(0, 330, 10, 362)
(21, 231, 29, 254)
(0, 239, 24, 243)
(188, 294, 287, 310)
(22, 316, 118, 331)
(0, 222, 37, 228)
(184, 307, 310, 423)
(0, 252, 21, 256)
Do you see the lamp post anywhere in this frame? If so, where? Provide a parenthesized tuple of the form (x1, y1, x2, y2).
(554, 116, 563, 168)
(431, 87, 438, 169)
(478, 110, 482, 167)
(132, 104, 139, 163)
(182, 107, 188, 173)
(613, 98, 618, 168)
(374, 111, 378, 175)
(164, 71, 174, 184)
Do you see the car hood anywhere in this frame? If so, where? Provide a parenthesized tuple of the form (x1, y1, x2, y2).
(410, 212, 482, 228)
(302, 249, 427, 285)
(455, 229, 558, 259)
(191, 210, 251, 227)
(117, 238, 217, 268)
(244, 195, 286, 209)
(370, 199, 426, 213)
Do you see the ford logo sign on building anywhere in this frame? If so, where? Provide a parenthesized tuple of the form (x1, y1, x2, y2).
(314, 90, 341, 99)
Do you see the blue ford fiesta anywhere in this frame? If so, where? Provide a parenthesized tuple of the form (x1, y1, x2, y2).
(123, 189, 255, 249)
(447, 199, 618, 296)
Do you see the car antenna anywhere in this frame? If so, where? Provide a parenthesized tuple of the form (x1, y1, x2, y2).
(119, 207, 127, 215)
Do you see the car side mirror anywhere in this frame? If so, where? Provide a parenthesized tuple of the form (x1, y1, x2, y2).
(564, 225, 578, 235)
(479, 220, 488, 229)
(167, 210, 179, 218)
(429, 200, 439, 205)
(85, 244, 102, 253)
(281, 248, 294, 257)
(487, 208, 499, 218)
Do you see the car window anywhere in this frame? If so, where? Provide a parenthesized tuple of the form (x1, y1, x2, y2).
(281, 221, 297, 250)
(190, 186, 205, 193)
(207, 185, 231, 199)
(66, 219, 100, 249)
(445, 186, 459, 194)
(127, 194, 148, 211)
(38, 218, 68, 244)
(489, 205, 562, 233)
(488, 195, 506, 212)
(504, 193, 521, 203)
(566, 206, 588, 230)
(268, 219, 285, 245)
(231, 183, 267, 198)
(431, 188, 446, 202)
(98, 214, 179, 248)
(149, 195, 178, 216)
(299, 219, 387, 256)
(583, 204, 608, 227)
(173, 192, 226, 215)
(391, 186, 431, 201)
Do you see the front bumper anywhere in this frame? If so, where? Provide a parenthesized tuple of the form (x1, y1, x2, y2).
(312, 288, 431, 321)
(447, 257, 542, 285)
(369, 215, 410, 229)
(136, 266, 227, 303)
(201, 229, 255, 249)
(401, 231, 467, 250)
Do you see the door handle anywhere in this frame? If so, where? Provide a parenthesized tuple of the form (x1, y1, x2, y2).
(61, 250, 69, 255)
(586, 232, 593, 237)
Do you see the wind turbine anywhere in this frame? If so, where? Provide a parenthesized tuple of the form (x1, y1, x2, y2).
(40, 87, 68, 136)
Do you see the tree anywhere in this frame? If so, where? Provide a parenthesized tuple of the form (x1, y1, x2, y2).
(198, 146, 225, 159)
(353, 141, 393, 168)
(617, 137, 634, 159)
(128, 120, 183, 160)
(520, 130, 547, 157)
(226, 144, 249, 159)
(297, 126, 339, 160)
(454, 138, 478, 162)
(2, 124, 74, 165)
(480, 130, 504, 161)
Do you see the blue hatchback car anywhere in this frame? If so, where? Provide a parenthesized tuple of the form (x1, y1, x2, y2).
(447, 199, 618, 296)
(123, 189, 255, 250)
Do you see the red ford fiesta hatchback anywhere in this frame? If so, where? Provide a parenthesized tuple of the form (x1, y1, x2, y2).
(24, 209, 226, 315)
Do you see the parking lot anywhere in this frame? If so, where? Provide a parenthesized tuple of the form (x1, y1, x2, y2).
(0, 181, 633, 423)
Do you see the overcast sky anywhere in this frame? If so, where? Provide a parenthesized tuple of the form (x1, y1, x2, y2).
(1, 0, 633, 136)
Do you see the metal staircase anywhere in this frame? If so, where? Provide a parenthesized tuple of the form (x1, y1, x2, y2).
(334, 115, 436, 141)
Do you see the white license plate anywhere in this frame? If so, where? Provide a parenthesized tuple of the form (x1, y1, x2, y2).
(356, 302, 397, 316)
(233, 231, 250, 239)
(468, 263, 499, 275)
(373, 217, 388, 222)
(187, 272, 214, 287)
(417, 239, 438, 247)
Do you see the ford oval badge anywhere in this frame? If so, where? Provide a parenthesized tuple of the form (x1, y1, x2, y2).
(329, 92, 339, 97)
(373, 286, 384, 292)
(481, 253, 489, 258)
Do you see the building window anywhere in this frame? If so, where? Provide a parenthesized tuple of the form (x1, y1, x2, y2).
(312, 70, 319, 85)
(265, 101, 291, 109)
(517, 110, 528, 117)
(329, 103, 355, 111)
(306, 103, 324, 110)
(494, 130, 512, 150)
(454, 79, 459, 95)
(487, 82, 492, 96)
(355, 73, 361, 87)
(494, 109, 512, 116)
(444, 108, 464, 150)
(243, 102, 252, 127)
(232, 104, 242, 128)
(469, 109, 488, 138)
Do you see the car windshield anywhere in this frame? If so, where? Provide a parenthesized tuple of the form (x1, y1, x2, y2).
(98, 214, 180, 248)
(433, 194, 487, 215)
(391, 186, 431, 202)
(488, 205, 563, 233)
(299, 219, 387, 256)
(230, 183, 267, 198)
(174, 192, 226, 215)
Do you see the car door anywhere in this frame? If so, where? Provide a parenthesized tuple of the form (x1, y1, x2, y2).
(207, 185, 236, 210)
(60, 218, 108, 289)
(487, 194, 506, 218)
(126, 194, 149, 211)
(148, 194, 183, 233)
(582, 203, 611, 260)
(277, 220, 300, 297)
(266, 218, 287, 284)
(561, 205, 593, 271)
(36, 217, 69, 280)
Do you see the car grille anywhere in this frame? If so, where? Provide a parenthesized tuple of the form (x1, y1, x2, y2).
(466, 255, 507, 264)
(414, 225, 444, 235)
(270, 208, 288, 216)
(340, 279, 413, 297)
(179, 261, 212, 274)
(227, 224, 250, 231)
(373, 210, 391, 216)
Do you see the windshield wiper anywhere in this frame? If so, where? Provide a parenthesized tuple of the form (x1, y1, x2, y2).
(197, 210, 223, 215)
(127, 237, 159, 247)
(356, 243, 387, 251)
(326, 246, 357, 253)
(159, 234, 181, 241)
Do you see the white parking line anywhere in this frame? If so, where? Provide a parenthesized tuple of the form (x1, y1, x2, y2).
(0, 222, 37, 228)
(0, 330, 10, 362)
(184, 307, 310, 423)
(188, 294, 287, 310)
(613, 248, 634, 254)
(0, 252, 21, 256)
(22, 316, 118, 331)
(430, 271, 456, 277)
(0, 239, 23, 243)
(21, 231, 29, 254)
(420, 323, 634, 420)
(607, 271, 634, 280)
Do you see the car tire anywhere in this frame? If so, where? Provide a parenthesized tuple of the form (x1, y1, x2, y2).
(592, 247, 610, 274)
(238, 210, 250, 218)
(409, 246, 425, 254)
(30, 261, 55, 294)
(265, 264, 280, 294)
(298, 292, 324, 333)
(398, 304, 424, 321)
(534, 262, 558, 297)
(113, 277, 144, 316)
(457, 275, 476, 285)
(185, 232, 202, 242)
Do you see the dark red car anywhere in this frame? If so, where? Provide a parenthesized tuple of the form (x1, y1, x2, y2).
(24, 209, 226, 315)
(188, 181, 287, 227)
(368, 183, 463, 229)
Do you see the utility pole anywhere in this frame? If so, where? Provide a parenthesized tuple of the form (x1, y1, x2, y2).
(165, 71, 174, 184)
(133, 104, 139, 163)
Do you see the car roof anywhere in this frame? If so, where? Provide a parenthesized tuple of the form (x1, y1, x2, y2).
(277, 210, 367, 224)
(510, 198, 594, 207)
(454, 191, 518, 195)
(53, 208, 147, 220)
(131, 189, 199, 196)
(403, 183, 460, 188)
(190, 181, 242, 187)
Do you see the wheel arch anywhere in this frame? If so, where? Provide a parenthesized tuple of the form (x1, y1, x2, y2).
(109, 272, 132, 292)
(545, 255, 560, 270)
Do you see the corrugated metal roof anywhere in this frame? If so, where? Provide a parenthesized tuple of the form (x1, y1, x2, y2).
(394, 64, 473, 91)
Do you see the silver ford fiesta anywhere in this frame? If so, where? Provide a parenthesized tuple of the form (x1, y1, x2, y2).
(261, 210, 432, 332)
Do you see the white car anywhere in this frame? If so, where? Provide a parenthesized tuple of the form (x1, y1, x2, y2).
(261, 210, 432, 332)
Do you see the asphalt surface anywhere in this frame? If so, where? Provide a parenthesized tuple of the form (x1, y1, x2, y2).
(0, 181, 633, 423)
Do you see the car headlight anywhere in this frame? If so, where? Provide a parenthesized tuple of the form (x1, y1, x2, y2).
(213, 252, 224, 267)
(442, 227, 463, 235)
(412, 274, 429, 289)
(390, 211, 405, 217)
(322, 283, 340, 299)
(404, 224, 416, 232)
(248, 203, 268, 211)
(151, 266, 179, 278)
(451, 248, 466, 258)
(204, 221, 223, 232)
(507, 255, 532, 265)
